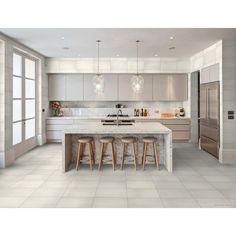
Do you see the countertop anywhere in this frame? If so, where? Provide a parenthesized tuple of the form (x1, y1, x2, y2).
(63, 122, 171, 134)
(47, 116, 190, 120)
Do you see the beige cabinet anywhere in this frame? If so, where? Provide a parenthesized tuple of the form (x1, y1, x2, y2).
(66, 74, 84, 101)
(118, 74, 153, 101)
(200, 63, 219, 84)
(153, 74, 188, 101)
(84, 74, 118, 101)
(48, 74, 66, 101)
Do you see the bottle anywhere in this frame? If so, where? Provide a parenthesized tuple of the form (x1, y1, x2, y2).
(141, 108, 144, 117)
(136, 109, 140, 116)
(134, 109, 137, 116)
(144, 109, 147, 117)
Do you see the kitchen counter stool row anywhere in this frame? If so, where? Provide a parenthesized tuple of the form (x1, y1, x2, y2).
(76, 135, 159, 171)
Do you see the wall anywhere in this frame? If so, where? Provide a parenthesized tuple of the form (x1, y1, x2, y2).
(46, 57, 190, 74)
(0, 33, 47, 168)
(221, 39, 236, 163)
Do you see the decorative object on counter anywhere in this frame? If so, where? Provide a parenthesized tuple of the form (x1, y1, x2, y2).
(131, 40, 144, 93)
(93, 40, 104, 95)
(144, 109, 148, 117)
(141, 108, 144, 116)
(115, 103, 125, 108)
(136, 109, 140, 116)
(51, 101, 63, 117)
(160, 113, 175, 118)
(134, 109, 137, 116)
(175, 107, 185, 117)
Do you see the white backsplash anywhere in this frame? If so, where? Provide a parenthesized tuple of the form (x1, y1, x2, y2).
(58, 101, 187, 117)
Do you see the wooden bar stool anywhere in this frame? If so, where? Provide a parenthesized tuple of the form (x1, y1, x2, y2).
(141, 136, 159, 170)
(98, 136, 116, 170)
(76, 136, 95, 170)
(120, 136, 137, 170)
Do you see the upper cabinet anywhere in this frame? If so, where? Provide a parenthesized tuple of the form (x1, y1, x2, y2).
(84, 74, 118, 101)
(48, 73, 188, 101)
(48, 74, 66, 101)
(153, 74, 188, 101)
(200, 63, 219, 84)
(48, 74, 83, 101)
(66, 74, 84, 101)
(118, 74, 153, 101)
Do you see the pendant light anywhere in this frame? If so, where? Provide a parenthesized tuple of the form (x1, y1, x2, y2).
(93, 40, 104, 94)
(131, 40, 144, 93)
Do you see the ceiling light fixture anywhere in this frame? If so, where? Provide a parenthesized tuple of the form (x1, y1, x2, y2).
(154, 54, 158, 57)
(131, 40, 144, 94)
(61, 36, 65, 40)
(62, 47, 70, 50)
(93, 40, 104, 95)
(170, 36, 174, 40)
(169, 46, 176, 50)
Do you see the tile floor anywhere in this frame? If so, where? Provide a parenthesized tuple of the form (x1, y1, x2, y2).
(0, 143, 236, 208)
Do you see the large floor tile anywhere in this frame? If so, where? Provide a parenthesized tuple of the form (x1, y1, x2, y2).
(30, 187, 66, 197)
(127, 181, 155, 189)
(95, 188, 127, 197)
(127, 198, 163, 208)
(182, 181, 214, 190)
(127, 188, 159, 198)
(154, 182, 186, 189)
(189, 189, 225, 199)
(20, 197, 60, 208)
(56, 197, 93, 208)
(63, 188, 96, 197)
(0, 197, 26, 208)
(0, 188, 35, 197)
(196, 198, 233, 208)
(92, 197, 127, 208)
(162, 198, 199, 208)
(157, 189, 192, 198)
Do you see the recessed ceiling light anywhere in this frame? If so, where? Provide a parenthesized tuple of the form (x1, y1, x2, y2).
(170, 36, 174, 40)
(61, 36, 65, 40)
(77, 54, 80, 57)
(169, 46, 176, 50)
(154, 54, 158, 57)
(116, 54, 119, 57)
(62, 47, 70, 50)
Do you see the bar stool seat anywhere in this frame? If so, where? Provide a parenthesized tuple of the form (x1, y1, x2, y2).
(142, 136, 159, 170)
(78, 136, 93, 143)
(98, 136, 116, 170)
(100, 136, 115, 143)
(121, 136, 137, 170)
(76, 136, 95, 170)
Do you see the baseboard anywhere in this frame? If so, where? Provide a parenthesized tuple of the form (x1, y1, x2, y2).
(221, 149, 236, 164)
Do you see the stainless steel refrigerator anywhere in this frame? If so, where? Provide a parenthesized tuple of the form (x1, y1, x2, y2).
(200, 81, 220, 158)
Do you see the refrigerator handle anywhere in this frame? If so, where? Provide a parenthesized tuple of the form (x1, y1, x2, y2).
(206, 88, 208, 120)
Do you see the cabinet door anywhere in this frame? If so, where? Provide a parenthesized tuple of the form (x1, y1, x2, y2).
(48, 74, 66, 101)
(209, 63, 219, 82)
(153, 74, 170, 101)
(65, 74, 84, 101)
(138, 74, 153, 101)
(84, 74, 118, 101)
(169, 74, 188, 101)
(118, 74, 135, 101)
(201, 67, 210, 84)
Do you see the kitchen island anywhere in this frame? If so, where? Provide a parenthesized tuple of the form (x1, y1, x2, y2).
(62, 122, 172, 172)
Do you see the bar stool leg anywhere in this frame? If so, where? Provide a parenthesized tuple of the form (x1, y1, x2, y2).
(141, 143, 145, 165)
(153, 143, 159, 169)
(91, 142, 95, 165)
(76, 143, 82, 170)
(142, 143, 148, 170)
(121, 143, 125, 170)
(132, 143, 137, 170)
(98, 143, 104, 170)
(88, 143, 93, 170)
(111, 143, 116, 171)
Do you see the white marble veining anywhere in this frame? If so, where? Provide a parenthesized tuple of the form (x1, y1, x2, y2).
(63, 122, 171, 134)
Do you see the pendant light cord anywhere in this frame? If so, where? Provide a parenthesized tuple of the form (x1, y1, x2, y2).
(97, 40, 101, 75)
(136, 40, 140, 75)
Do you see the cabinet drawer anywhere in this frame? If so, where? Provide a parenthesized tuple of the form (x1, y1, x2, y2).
(46, 131, 62, 140)
(47, 124, 72, 131)
(46, 119, 74, 125)
(164, 124, 190, 131)
(172, 131, 190, 140)
(160, 119, 190, 125)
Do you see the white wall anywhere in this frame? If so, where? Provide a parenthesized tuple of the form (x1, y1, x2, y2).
(46, 57, 190, 74)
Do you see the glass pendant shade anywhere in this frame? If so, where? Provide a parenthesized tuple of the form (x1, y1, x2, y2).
(131, 74, 144, 93)
(93, 73, 104, 94)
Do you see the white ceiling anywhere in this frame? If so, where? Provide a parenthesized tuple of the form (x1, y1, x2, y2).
(1, 28, 236, 58)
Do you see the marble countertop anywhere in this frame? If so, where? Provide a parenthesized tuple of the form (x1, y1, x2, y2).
(47, 116, 190, 120)
(63, 122, 171, 134)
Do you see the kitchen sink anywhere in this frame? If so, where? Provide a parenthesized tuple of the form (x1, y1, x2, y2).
(102, 123, 133, 126)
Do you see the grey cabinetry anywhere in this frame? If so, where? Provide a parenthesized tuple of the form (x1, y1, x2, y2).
(118, 74, 153, 101)
(48, 74, 66, 101)
(66, 74, 84, 101)
(84, 74, 118, 101)
(200, 63, 219, 84)
(153, 74, 188, 101)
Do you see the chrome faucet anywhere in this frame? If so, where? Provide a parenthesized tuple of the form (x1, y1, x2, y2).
(116, 109, 123, 126)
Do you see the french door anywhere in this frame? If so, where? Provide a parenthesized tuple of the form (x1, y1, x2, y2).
(12, 51, 37, 156)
